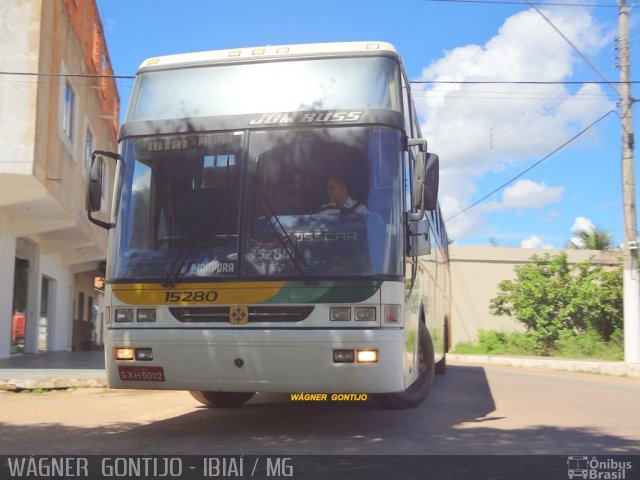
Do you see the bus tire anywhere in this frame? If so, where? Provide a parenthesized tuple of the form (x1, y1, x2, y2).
(372, 321, 435, 409)
(435, 319, 448, 375)
(189, 391, 255, 408)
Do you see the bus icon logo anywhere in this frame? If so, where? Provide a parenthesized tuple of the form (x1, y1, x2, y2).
(229, 305, 249, 324)
(567, 456, 589, 479)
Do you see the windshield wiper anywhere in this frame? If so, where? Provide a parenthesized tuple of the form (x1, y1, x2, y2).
(260, 194, 318, 285)
(162, 194, 228, 288)
(162, 214, 211, 288)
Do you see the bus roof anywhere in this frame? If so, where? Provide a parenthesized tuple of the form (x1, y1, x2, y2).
(137, 41, 399, 71)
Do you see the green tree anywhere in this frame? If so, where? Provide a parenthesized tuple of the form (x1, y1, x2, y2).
(489, 252, 622, 354)
(567, 227, 614, 250)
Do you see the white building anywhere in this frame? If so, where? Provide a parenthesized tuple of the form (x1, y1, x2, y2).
(0, 0, 118, 358)
(448, 246, 622, 346)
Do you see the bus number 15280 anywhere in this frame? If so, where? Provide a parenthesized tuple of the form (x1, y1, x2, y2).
(164, 290, 219, 303)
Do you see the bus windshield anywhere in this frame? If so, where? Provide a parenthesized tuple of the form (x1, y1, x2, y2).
(126, 56, 402, 121)
(110, 127, 404, 282)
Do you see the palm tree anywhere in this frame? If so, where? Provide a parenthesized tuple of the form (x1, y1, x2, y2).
(567, 227, 614, 250)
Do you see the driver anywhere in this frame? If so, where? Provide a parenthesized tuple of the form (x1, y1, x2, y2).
(321, 175, 369, 214)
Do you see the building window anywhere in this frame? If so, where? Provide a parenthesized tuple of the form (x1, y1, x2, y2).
(85, 128, 94, 173)
(63, 82, 75, 140)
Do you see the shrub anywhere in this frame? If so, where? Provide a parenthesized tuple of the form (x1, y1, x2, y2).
(489, 252, 622, 354)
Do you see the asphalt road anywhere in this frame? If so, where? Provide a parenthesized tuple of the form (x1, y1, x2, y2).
(1, 363, 638, 456)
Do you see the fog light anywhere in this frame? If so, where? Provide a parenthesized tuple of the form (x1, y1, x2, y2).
(354, 307, 376, 322)
(115, 309, 134, 323)
(137, 309, 156, 322)
(330, 307, 351, 321)
(333, 350, 355, 363)
(115, 347, 135, 361)
(135, 348, 154, 361)
(356, 350, 378, 363)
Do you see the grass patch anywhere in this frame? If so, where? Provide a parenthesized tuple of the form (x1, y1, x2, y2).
(554, 329, 624, 361)
(453, 329, 624, 361)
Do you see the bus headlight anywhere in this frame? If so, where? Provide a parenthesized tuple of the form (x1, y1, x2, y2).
(115, 309, 134, 323)
(354, 307, 376, 322)
(330, 307, 351, 321)
(137, 309, 156, 322)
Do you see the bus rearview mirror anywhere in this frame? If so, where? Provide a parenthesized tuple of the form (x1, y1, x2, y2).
(87, 152, 104, 213)
(86, 150, 121, 230)
(423, 153, 439, 212)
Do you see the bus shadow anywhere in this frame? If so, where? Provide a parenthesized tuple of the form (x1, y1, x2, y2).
(88, 365, 640, 454)
(1, 365, 639, 455)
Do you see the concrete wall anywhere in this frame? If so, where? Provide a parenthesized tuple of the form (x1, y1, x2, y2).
(0, 0, 41, 177)
(0, 0, 117, 359)
(448, 246, 622, 347)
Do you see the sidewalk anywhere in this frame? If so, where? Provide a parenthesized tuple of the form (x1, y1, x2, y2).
(448, 354, 640, 378)
(0, 351, 638, 391)
(0, 351, 106, 391)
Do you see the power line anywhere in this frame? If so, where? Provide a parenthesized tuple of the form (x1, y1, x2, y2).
(445, 108, 616, 222)
(524, 0, 621, 97)
(411, 80, 640, 84)
(1, 71, 638, 86)
(424, 0, 618, 6)
(0, 71, 135, 79)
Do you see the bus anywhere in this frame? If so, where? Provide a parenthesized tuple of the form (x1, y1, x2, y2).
(87, 41, 451, 409)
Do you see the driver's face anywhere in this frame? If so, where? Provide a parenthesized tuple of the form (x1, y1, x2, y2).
(326, 179, 348, 206)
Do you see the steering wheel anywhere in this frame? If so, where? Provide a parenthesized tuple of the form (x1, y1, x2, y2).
(316, 205, 351, 214)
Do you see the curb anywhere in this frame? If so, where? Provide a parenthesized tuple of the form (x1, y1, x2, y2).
(0, 370, 106, 391)
(448, 354, 640, 378)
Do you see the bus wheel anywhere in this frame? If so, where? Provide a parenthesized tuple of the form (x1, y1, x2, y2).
(372, 321, 435, 409)
(189, 391, 255, 408)
(435, 319, 448, 375)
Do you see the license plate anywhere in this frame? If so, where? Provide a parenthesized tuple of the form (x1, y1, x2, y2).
(118, 366, 165, 382)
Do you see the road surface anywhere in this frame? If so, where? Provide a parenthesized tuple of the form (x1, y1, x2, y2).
(1, 363, 638, 455)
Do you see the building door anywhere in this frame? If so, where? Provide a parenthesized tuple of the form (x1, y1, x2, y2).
(39, 277, 50, 352)
(11, 257, 29, 355)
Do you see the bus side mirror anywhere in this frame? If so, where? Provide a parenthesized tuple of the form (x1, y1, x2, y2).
(87, 152, 104, 213)
(86, 150, 120, 230)
(407, 138, 439, 221)
(408, 138, 427, 211)
(423, 153, 439, 212)
(408, 218, 431, 257)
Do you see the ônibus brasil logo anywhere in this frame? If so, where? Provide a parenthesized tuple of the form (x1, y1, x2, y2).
(567, 456, 632, 479)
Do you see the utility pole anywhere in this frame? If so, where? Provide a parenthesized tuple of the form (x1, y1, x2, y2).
(618, 0, 640, 363)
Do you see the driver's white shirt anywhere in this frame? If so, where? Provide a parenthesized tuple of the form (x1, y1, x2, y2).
(321, 196, 369, 214)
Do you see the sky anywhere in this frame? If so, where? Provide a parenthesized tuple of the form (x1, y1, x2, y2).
(96, 0, 639, 248)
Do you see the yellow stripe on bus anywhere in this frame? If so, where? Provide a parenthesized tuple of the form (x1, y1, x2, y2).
(111, 281, 287, 305)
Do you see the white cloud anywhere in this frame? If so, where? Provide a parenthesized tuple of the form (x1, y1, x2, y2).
(520, 234, 554, 249)
(569, 216, 596, 247)
(474, 179, 565, 214)
(416, 6, 614, 241)
(501, 179, 565, 209)
(571, 216, 595, 233)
